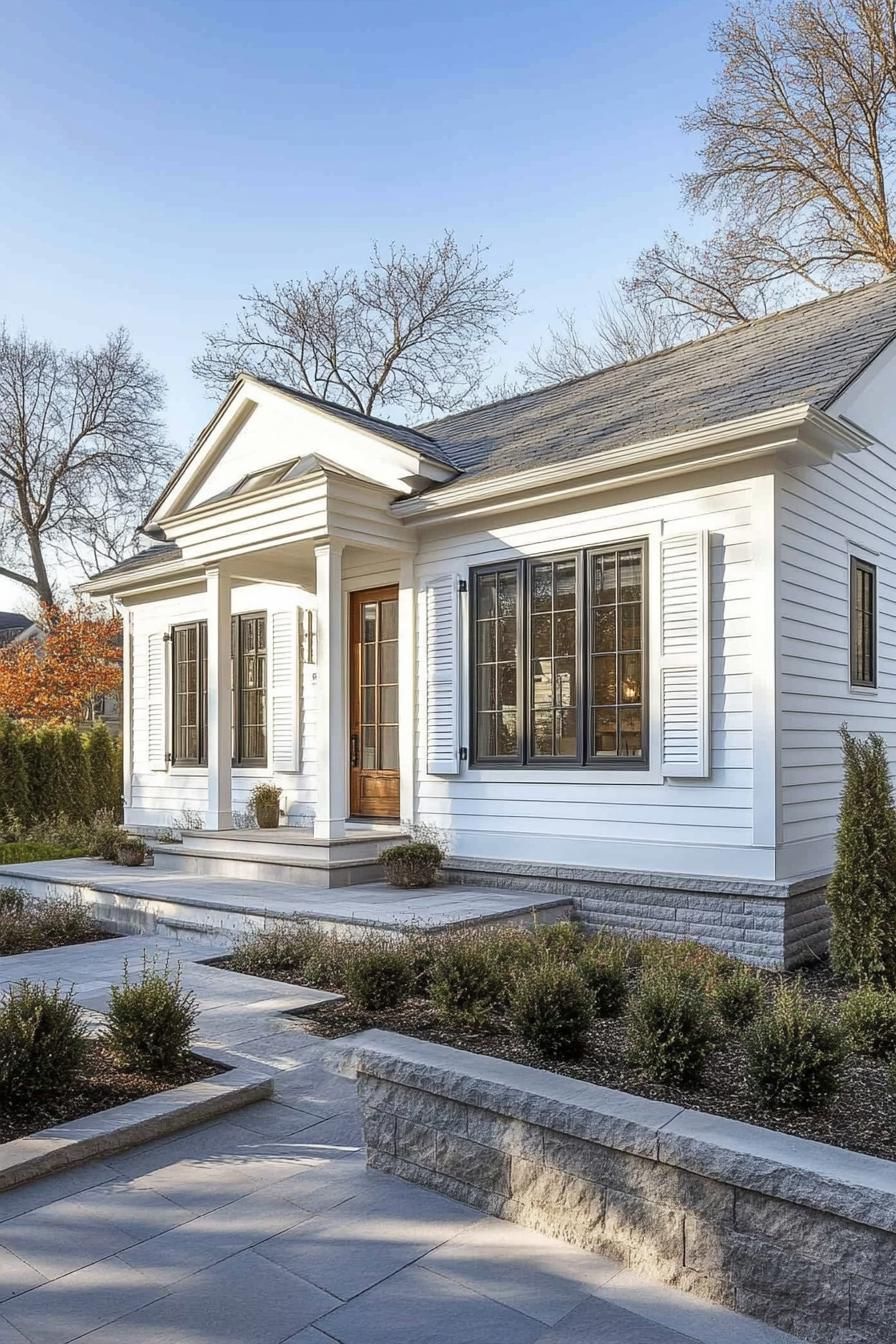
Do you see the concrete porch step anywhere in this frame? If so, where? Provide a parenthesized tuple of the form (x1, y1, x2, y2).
(152, 843, 384, 888)
(175, 826, 407, 865)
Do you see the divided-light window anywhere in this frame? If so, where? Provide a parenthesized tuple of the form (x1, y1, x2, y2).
(850, 556, 877, 689)
(470, 543, 647, 768)
(170, 614, 267, 767)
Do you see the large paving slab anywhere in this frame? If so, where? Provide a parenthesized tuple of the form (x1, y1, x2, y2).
(0, 935, 801, 1343)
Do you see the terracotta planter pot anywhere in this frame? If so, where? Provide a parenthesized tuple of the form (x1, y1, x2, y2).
(116, 842, 146, 867)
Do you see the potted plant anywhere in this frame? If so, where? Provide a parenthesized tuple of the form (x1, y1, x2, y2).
(250, 783, 282, 829)
(381, 826, 447, 889)
(116, 836, 148, 867)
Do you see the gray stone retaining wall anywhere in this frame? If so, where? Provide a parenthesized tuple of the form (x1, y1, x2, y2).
(441, 857, 831, 968)
(342, 1030, 896, 1344)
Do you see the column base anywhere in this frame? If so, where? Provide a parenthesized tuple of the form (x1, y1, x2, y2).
(313, 817, 346, 840)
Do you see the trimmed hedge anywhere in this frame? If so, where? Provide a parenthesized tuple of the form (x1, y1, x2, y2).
(0, 719, 122, 829)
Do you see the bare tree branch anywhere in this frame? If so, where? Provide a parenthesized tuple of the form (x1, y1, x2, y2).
(193, 232, 520, 419)
(0, 326, 174, 605)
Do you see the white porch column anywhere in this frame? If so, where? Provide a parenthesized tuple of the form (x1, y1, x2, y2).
(314, 541, 347, 839)
(205, 562, 233, 830)
(398, 555, 416, 825)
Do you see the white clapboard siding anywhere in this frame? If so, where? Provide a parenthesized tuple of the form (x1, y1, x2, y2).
(660, 531, 710, 777)
(270, 609, 301, 772)
(146, 631, 167, 771)
(425, 575, 461, 775)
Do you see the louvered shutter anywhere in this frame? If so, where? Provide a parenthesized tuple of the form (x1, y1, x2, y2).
(270, 609, 301, 771)
(146, 631, 167, 771)
(659, 531, 710, 778)
(425, 575, 462, 775)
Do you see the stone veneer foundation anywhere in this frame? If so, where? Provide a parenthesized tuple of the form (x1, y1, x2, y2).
(442, 856, 831, 968)
(341, 1030, 896, 1344)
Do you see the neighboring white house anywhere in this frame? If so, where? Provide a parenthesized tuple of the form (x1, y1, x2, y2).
(83, 277, 896, 965)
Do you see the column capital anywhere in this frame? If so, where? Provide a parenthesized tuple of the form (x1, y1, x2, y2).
(313, 539, 346, 561)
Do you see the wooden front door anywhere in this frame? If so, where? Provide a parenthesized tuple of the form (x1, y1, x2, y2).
(350, 586, 400, 818)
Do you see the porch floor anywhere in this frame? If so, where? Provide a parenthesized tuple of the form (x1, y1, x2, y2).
(0, 858, 571, 940)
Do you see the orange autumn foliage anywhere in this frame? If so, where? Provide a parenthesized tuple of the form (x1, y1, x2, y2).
(0, 603, 122, 726)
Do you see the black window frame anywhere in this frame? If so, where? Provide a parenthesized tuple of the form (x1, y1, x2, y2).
(170, 620, 208, 767)
(850, 556, 877, 689)
(233, 611, 267, 766)
(469, 542, 649, 770)
(169, 613, 268, 769)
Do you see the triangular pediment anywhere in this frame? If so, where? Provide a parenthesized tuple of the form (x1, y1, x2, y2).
(150, 375, 456, 524)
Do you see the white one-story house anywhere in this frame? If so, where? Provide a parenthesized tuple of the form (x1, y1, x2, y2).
(84, 278, 896, 966)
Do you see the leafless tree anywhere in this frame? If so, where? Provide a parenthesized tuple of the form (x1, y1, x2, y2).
(629, 0, 896, 329)
(520, 290, 690, 385)
(0, 325, 173, 605)
(529, 0, 896, 380)
(194, 232, 519, 420)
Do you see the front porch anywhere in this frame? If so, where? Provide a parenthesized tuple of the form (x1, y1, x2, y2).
(0, 856, 572, 945)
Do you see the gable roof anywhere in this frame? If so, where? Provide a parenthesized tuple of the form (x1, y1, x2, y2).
(244, 375, 457, 467)
(418, 277, 896, 483)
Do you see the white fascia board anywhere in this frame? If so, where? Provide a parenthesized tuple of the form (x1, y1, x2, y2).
(394, 403, 871, 525)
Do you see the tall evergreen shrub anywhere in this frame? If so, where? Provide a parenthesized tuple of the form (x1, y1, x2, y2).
(57, 726, 92, 823)
(36, 729, 67, 819)
(86, 723, 122, 819)
(19, 731, 48, 821)
(827, 727, 896, 985)
(0, 720, 30, 823)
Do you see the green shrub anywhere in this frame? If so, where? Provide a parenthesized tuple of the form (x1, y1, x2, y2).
(0, 886, 25, 916)
(103, 956, 198, 1074)
(57, 726, 92, 824)
(577, 940, 629, 1018)
(230, 921, 327, 978)
(343, 939, 414, 1011)
(842, 986, 896, 1059)
(713, 965, 765, 1031)
(116, 836, 147, 867)
(0, 980, 89, 1101)
(827, 727, 896, 986)
(381, 841, 443, 889)
(533, 920, 586, 963)
(249, 782, 281, 827)
(31, 895, 98, 948)
(511, 961, 593, 1060)
(639, 937, 736, 985)
(91, 809, 124, 861)
(0, 719, 30, 823)
(36, 730, 67, 819)
(628, 967, 716, 1087)
(746, 986, 845, 1110)
(430, 934, 504, 1027)
(86, 723, 122, 820)
(0, 841, 87, 863)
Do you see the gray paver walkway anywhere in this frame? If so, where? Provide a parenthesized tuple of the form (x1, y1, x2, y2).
(0, 937, 800, 1343)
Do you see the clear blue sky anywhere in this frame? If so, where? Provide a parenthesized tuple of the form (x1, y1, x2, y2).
(0, 0, 724, 599)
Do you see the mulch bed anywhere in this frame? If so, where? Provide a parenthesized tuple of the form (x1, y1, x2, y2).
(299, 958, 896, 1164)
(0, 1044, 222, 1145)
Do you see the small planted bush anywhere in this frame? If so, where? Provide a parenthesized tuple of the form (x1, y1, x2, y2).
(533, 920, 586, 963)
(577, 940, 629, 1018)
(746, 985, 844, 1110)
(116, 836, 147, 867)
(381, 841, 443, 889)
(91, 809, 124, 862)
(103, 956, 198, 1074)
(842, 986, 896, 1060)
(628, 967, 716, 1087)
(230, 921, 330, 979)
(0, 886, 25, 916)
(430, 935, 504, 1027)
(639, 937, 736, 986)
(0, 980, 89, 1101)
(713, 965, 764, 1031)
(249, 783, 281, 829)
(343, 939, 414, 1011)
(511, 961, 593, 1060)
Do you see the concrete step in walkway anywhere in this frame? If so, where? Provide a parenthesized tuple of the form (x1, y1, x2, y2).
(153, 825, 408, 889)
(0, 857, 573, 944)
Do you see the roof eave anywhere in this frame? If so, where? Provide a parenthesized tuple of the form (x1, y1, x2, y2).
(393, 403, 870, 524)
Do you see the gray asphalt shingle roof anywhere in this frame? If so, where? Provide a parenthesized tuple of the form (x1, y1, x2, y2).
(88, 543, 181, 583)
(419, 277, 896, 481)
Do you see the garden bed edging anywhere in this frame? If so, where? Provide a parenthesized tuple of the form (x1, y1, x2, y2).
(338, 1029, 896, 1344)
(0, 1050, 273, 1194)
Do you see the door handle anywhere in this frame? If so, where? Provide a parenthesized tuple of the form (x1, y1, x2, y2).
(350, 734, 359, 768)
